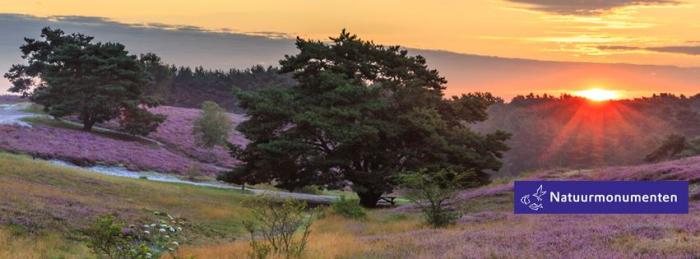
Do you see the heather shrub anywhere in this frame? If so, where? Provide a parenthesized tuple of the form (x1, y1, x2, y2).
(243, 197, 318, 258)
(399, 169, 464, 228)
(84, 212, 186, 259)
(332, 196, 367, 219)
(192, 101, 231, 149)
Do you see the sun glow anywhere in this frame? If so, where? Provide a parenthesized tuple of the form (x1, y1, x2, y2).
(574, 88, 620, 102)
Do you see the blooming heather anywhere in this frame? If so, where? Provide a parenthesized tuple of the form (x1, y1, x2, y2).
(95, 106, 248, 168)
(0, 124, 221, 175)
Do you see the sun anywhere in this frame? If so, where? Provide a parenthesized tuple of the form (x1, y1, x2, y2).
(574, 88, 620, 102)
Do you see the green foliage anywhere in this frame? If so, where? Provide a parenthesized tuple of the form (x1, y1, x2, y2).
(332, 196, 367, 219)
(295, 185, 323, 195)
(224, 30, 510, 207)
(84, 212, 186, 259)
(192, 101, 232, 148)
(399, 169, 465, 228)
(4, 27, 164, 135)
(243, 197, 317, 258)
(84, 215, 132, 259)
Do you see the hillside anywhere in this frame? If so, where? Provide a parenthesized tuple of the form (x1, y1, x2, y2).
(1, 151, 698, 258)
(0, 102, 247, 176)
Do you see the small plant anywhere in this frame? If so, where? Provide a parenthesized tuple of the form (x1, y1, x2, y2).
(84, 214, 132, 259)
(332, 196, 367, 219)
(243, 197, 318, 258)
(84, 212, 187, 259)
(399, 169, 465, 228)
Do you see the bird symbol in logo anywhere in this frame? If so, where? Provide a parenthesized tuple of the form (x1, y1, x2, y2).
(520, 184, 546, 211)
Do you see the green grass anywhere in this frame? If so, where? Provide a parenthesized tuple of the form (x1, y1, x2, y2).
(0, 152, 253, 239)
(0, 151, 433, 258)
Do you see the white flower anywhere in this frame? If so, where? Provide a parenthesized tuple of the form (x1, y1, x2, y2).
(143, 224, 150, 228)
(169, 227, 175, 232)
(143, 230, 150, 234)
(172, 241, 179, 246)
(177, 227, 182, 231)
(146, 253, 152, 258)
(165, 235, 170, 239)
(150, 224, 156, 227)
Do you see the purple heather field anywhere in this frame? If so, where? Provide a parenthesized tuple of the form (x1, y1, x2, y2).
(0, 105, 248, 175)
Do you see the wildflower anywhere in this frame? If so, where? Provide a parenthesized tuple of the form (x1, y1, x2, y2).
(177, 227, 182, 231)
(172, 241, 179, 246)
(143, 224, 150, 228)
(159, 228, 166, 233)
(146, 252, 152, 258)
(165, 235, 170, 239)
(144, 230, 150, 234)
(169, 227, 175, 232)
(150, 223, 156, 227)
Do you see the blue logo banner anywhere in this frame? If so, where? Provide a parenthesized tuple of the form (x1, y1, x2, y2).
(514, 181, 688, 214)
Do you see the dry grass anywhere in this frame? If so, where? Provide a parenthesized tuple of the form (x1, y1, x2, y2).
(0, 228, 91, 258)
(176, 210, 423, 258)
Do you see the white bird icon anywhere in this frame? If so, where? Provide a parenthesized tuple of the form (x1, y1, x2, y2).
(532, 185, 546, 202)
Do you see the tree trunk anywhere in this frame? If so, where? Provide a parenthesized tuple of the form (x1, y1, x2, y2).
(356, 190, 383, 208)
(82, 119, 95, 131)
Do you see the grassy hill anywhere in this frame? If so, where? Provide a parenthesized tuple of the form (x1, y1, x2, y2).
(1, 151, 699, 258)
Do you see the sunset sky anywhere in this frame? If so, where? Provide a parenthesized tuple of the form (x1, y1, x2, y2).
(0, 0, 699, 99)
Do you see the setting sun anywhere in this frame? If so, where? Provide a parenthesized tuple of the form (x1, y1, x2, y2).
(574, 88, 620, 102)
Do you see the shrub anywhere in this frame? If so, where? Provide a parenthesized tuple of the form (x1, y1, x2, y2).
(192, 101, 231, 149)
(295, 185, 323, 195)
(243, 197, 318, 258)
(399, 169, 464, 228)
(332, 196, 367, 219)
(84, 214, 132, 258)
(84, 212, 186, 259)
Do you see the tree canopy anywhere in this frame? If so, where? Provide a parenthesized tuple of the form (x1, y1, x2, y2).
(4, 27, 164, 134)
(221, 30, 510, 207)
(193, 101, 232, 148)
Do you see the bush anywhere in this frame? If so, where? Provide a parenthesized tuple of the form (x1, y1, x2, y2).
(332, 196, 367, 219)
(192, 101, 231, 149)
(243, 197, 318, 258)
(399, 169, 464, 228)
(84, 212, 186, 259)
(295, 185, 323, 195)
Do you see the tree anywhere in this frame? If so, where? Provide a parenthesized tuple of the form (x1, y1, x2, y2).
(192, 101, 232, 148)
(4, 27, 164, 134)
(221, 30, 510, 207)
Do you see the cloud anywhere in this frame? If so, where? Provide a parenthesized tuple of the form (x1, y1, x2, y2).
(504, 0, 682, 15)
(0, 13, 298, 93)
(598, 44, 700, 55)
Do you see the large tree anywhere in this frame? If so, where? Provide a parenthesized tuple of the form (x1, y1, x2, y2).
(4, 27, 164, 134)
(221, 30, 510, 207)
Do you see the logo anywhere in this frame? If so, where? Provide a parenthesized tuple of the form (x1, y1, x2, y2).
(520, 185, 546, 211)
(514, 181, 688, 214)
